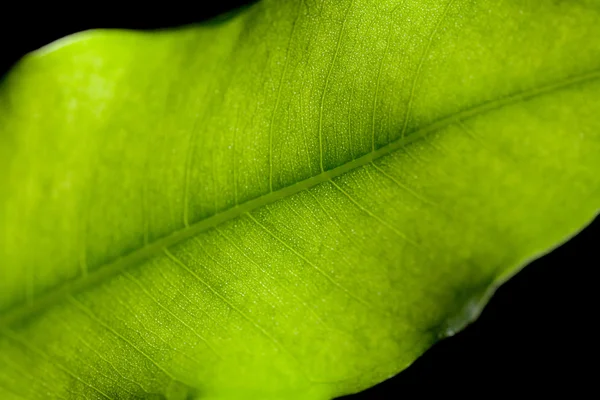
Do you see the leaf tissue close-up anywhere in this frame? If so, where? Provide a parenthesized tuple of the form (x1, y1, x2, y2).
(1, 0, 599, 399)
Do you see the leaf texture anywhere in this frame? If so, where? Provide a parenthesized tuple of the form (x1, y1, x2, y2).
(0, 0, 599, 398)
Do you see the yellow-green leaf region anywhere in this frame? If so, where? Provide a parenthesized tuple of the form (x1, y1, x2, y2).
(1, 0, 599, 399)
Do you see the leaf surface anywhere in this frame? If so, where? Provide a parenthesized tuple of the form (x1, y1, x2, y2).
(1, 0, 599, 398)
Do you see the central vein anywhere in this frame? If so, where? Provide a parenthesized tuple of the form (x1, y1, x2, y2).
(1, 68, 598, 328)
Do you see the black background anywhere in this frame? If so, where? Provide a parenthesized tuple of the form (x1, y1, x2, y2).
(1, 2, 596, 398)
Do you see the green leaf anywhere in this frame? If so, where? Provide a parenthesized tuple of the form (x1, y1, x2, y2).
(1, 0, 599, 398)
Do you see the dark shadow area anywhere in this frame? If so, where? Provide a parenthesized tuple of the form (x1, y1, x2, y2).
(1, 3, 596, 398)
(0, 1, 257, 76)
(341, 216, 598, 398)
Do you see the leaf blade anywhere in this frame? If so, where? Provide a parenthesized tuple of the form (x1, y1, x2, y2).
(1, 0, 599, 398)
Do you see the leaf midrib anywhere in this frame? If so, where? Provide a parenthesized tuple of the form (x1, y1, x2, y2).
(1, 68, 598, 328)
